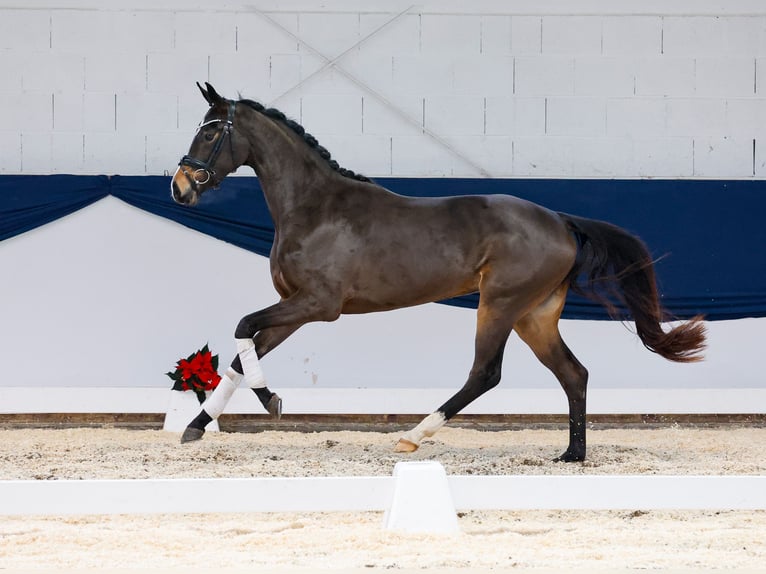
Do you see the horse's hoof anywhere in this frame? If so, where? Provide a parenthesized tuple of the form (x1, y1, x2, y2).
(267, 394, 282, 419)
(180, 427, 205, 444)
(554, 449, 585, 463)
(394, 438, 419, 453)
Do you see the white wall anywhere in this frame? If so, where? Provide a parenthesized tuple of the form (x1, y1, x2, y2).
(1, 1, 764, 414)
(0, 0, 765, 178)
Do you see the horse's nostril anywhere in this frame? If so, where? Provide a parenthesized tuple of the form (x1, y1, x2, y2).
(171, 180, 184, 203)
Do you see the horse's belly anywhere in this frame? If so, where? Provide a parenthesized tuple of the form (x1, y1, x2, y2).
(340, 274, 480, 314)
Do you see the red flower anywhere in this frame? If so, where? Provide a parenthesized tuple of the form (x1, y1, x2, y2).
(166, 344, 221, 402)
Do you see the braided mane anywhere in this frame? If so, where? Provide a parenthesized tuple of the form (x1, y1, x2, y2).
(239, 99, 372, 183)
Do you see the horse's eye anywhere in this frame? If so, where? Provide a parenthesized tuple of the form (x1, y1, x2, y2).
(204, 132, 215, 142)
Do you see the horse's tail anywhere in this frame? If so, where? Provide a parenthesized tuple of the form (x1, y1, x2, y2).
(559, 213, 706, 363)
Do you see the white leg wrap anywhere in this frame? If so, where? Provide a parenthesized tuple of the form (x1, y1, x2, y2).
(236, 338, 266, 389)
(201, 368, 241, 419)
(400, 412, 447, 446)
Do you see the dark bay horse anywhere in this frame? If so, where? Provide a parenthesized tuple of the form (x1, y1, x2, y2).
(171, 83, 705, 461)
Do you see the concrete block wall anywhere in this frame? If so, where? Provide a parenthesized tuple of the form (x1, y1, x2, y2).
(1, 0, 765, 178)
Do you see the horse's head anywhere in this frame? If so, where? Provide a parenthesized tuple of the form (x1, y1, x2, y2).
(171, 82, 248, 206)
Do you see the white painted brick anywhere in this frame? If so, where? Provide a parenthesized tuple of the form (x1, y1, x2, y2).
(694, 137, 754, 177)
(481, 16, 511, 54)
(574, 58, 634, 96)
(421, 15, 481, 55)
(174, 12, 236, 54)
(391, 55, 453, 95)
(0, 132, 21, 173)
(570, 138, 634, 177)
(607, 98, 666, 137)
(602, 16, 662, 55)
(514, 57, 574, 96)
(84, 132, 145, 175)
(485, 97, 546, 136)
(83, 93, 116, 132)
(298, 13, 360, 59)
(726, 98, 766, 137)
(50, 10, 111, 51)
(21, 133, 82, 174)
(359, 13, 420, 56)
(424, 96, 484, 137)
(0, 10, 49, 49)
(724, 17, 766, 56)
(337, 52, 393, 92)
(452, 56, 514, 96)
(546, 97, 606, 137)
(308, 134, 391, 177)
(296, 52, 325, 85)
(147, 52, 209, 94)
(513, 137, 574, 176)
(391, 135, 474, 176)
(513, 136, 633, 177)
(513, 136, 635, 178)
(511, 16, 541, 55)
(296, 64, 362, 96)
(666, 99, 726, 137)
(20, 132, 52, 174)
(756, 138, 766, 176)
(52, 93, 83, 132)
(111, 11, 174, 52)
(484, 96, 514, 136)
(146, 132, 193, 175)
(632, 138, 694, 177)
(85, 52, 146, 93)
(269, 54, 302, 96)
(0, 93, 52, 132)
(236, 12, 299, 54)
(363, 96, 422, 136)
(663, 17, 725, 57)
(695, 58, 756, 97)
(208, 53, 271, 98)
(542, 17, 602, 55)
(633, 57, 695, 96)
(513, 98, 547, 136)
(0, 49, 24, 92)
(116, 93, 177, 134)
(450, 135, 512, 176)
(23, 52, 84, 93)
(51, 132, 84, 173)
(301, 94, 362, 135)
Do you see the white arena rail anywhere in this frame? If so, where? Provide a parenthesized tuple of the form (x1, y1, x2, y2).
(2, 464, 765, 518)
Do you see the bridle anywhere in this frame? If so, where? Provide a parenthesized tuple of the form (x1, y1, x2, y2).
(178, 100, 236, 187)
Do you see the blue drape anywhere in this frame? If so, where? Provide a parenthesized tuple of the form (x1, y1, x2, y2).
(2, 174, 765, 321)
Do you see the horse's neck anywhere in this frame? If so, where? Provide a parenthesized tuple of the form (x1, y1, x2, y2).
(241, 110, 334, 224)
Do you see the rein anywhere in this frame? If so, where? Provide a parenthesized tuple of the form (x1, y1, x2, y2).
(179, 101, 236, 186)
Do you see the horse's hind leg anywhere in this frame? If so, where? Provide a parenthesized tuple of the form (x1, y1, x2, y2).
(514, 284, 589, 462)
(395, 300, 515, 452)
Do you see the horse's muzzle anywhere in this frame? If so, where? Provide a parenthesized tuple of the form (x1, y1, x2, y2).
(170, 168, 199, 206)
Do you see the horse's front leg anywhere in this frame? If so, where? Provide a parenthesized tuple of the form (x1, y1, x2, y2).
(180, 324, 299, 443)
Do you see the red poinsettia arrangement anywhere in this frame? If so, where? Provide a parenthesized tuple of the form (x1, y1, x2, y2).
(166, 344, 221, 404)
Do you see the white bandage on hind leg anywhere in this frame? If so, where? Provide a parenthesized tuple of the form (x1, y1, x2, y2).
(200, 368, 242, 419)
(400, 412, 446, 447)
(236, 338, 266, 389)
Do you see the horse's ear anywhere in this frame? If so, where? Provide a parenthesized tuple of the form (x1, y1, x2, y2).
(197, 82, 223, 107)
